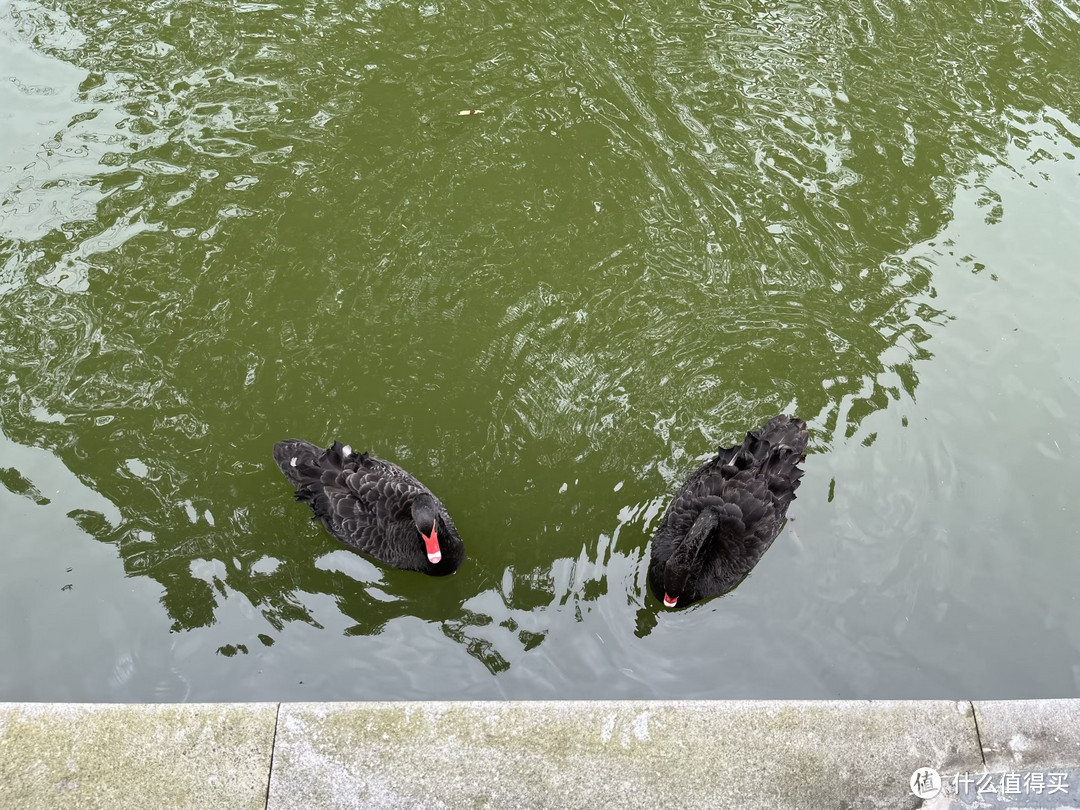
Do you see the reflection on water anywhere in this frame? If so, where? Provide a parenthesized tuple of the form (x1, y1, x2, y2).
(2, 0, 1080, 699)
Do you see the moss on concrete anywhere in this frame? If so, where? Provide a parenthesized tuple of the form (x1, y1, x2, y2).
(0, 702, 277, 810)
(17, 700, 1075, 808)
(268, 700, 983, 810)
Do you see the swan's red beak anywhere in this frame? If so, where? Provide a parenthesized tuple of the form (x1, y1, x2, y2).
(663, 593, 678, 608)
(422, 521, 441, 564)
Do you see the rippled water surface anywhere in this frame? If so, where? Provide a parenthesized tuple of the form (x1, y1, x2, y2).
(2, 0, 1080, 700)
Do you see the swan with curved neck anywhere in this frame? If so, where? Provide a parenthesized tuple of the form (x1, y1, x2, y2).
(273, 439, 464, 575)
(648, 414, 808, 607)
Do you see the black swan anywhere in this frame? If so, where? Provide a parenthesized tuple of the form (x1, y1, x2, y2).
(273, 439, 464, 575)
(648, 414, 808, 607)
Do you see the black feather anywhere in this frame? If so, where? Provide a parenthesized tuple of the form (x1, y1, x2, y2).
(272, 439, 465, 575)
(648, 414, 808, 607)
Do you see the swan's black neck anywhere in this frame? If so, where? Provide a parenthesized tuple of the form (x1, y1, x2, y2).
(663, 508, 721, 600)
(677, 509, 721, 563)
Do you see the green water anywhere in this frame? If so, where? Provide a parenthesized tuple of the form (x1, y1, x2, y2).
(2, 0, 1079, 700)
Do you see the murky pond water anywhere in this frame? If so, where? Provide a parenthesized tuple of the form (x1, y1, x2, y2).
(2, 0, 1079, 701)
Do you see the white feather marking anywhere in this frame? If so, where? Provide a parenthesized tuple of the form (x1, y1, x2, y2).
(290, 457, 298, 467)
(342, 445, 352, 457)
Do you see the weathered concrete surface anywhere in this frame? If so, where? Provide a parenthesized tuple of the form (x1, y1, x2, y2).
(7, 700, 1078, 809)
(0, 702, 277, 810)
(267, 700, 982, 810)
(974, 700, 1080, 772)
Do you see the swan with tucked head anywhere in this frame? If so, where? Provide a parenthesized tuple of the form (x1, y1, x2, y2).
(648, 414, 808, 608)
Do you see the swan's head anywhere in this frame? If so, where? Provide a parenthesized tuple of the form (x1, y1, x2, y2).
(411, 493, 444, 564)
(661, 557, 693, 608)
(657, 506, 725, 608)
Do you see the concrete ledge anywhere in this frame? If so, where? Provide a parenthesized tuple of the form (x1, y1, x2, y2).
(0, 702, 277, 810)
(974, 699, 1080, 772)
(2, 700, 1080, 809)
(269, 700, 979, 810)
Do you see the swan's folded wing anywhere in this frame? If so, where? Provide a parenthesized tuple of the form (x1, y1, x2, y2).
(303, 484, 416, 565)
(721, 476, 772, 528)
(321, 489, 384, 556)
(352, 452, 429, 488)
(659, 484, 712, 540)
(344, 469, 423, 519)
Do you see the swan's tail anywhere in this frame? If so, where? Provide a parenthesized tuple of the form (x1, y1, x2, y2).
(755, 414, 808, 499)
(715, 415, 807, 466)
(273, 439, 354, 486)
(714, 414, 808, 498)
(273, 439, 362, 527)
(273, 439, 321, 485)
(756, 413, 809, 454)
